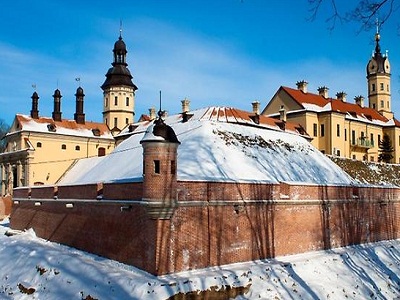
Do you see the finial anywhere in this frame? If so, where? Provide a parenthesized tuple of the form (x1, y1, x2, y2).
(158, 90, 163, 118)
(375, 18, 381, 41)
(119, 19, 123, 39)
(75, 77, 81, 87)
(32, 83, 37, 91)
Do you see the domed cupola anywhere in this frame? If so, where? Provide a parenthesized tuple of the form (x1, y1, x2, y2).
(367, 30, 391, 76)
(101, 32, 138, 90)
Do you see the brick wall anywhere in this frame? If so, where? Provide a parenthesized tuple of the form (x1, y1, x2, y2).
(9, 181, 400, 275)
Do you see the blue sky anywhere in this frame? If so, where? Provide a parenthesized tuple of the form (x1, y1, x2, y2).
(0, 0, 399, 125)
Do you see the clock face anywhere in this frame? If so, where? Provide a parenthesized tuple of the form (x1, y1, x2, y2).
(384, 60, 391, 73)
(368, 60, 377, 73)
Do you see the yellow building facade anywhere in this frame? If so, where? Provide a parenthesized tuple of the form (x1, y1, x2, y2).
(262, 31, 400, 163)
(0, 33, 139, 195)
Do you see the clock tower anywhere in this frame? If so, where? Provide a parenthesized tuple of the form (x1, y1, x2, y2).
(101, 31, 138, 135)
(367, 27, 392, 119)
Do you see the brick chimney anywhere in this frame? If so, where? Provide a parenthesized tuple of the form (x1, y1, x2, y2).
(181, 98, 190, 113)
(296, 80, 308, 93)
(74, 87, 85, 124)
(52, 89, 62, 121)
(354, 95, 365, 108)
(30, 92, 39, 119)
(252, 101, 260, 115)
(317, 86, 329, 98)
(336, 91, 347, 102)
(149, 107, 156, 120)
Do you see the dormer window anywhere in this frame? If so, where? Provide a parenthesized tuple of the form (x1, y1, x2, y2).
(47, 124, 56, 132)
(92, 128, 101, 137)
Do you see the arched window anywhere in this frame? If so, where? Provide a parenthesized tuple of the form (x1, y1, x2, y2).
(36, 142, 42, 148)
(61, 144, 66, 150)
(75, 145, 80, 151)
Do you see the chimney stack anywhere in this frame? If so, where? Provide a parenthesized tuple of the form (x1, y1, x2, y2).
(279, 105, 287, 123)
(181, 98, 190, 113)
(149, 107, 156, 120)
(354, 95, 365, 108)
(52, 89, 62, 121)
(252, 100, 260, 115)
(336, 91, 347, 102)
(74, 87, 85, 124)
(30, 92, 39, 119)
(296, 80, 308, 93)
(317, 86, 329, 98)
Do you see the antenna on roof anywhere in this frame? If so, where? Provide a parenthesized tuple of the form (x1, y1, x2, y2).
(158, 90, 163, 118)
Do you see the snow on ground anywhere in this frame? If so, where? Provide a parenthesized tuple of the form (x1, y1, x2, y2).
(59, 107, 353, 186)
(1, 218, 399, 300)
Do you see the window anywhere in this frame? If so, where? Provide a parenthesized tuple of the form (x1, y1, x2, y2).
(380, 83, 384, 91)
(351, 130, 356, 145)
(114, 96, 118, 106)
(387, 84, 390, 92)
(126, 97, 129, 106)
(387, 101, 390, 109)
(125, 118, 129, 125)
(171, 160, 176, 174)
(105, 98, 108, 107)
(352, 154, 356, 159)
(75, 145, 80, 151)
(380, 100, 384, 108)
(98, 147, 106, 157)
(378, 134, 381, 144)
(61, 144, 66, 150)
(372, 84, 376, 92)
(344, 129, 347, 141)
(114, 118, 118, 128)
(373, 103, 376, 109)
(105, 118, 108, 126)
(371, 133, 374, 145)
(371, 156, 374, 162)
(336, 149, 340, 156)
(320, 124, 325, 137)
(36, 142, 42, 148)
(154, 160, 160, 174)
(336, 124, 340, 137)
(313, 123, 317, 137)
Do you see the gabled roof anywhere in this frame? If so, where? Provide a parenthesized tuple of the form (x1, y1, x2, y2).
(281, 86, 394, 126)
(9, 114, 113, 139)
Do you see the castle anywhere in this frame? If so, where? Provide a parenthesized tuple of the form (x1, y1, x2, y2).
(4, 29, 400, 275)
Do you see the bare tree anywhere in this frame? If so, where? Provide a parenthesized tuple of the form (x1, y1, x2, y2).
(308, 0, 399, 32)
(0, 119, 9, 152)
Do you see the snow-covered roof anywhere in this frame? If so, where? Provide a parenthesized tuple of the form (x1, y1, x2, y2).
(59, 106, 353, 186)
(7, 114, 113, 140)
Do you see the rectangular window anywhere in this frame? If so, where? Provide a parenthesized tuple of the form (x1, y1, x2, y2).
(313, 123, 317, 137)
(378, 134, 381, 144)
(126, 118, 129, 125)
(114, 96, 118, 106)
(171, 160, 176, 174)
(387, 84, 390, 92)
(352, 154, 356, 160)
(344, 128, 347, 141)
(351, 130, 356, 145)
(372, 84, 375, 92)
(380, 100, 384, 108)
(114, 118, 118, 128)
(336, 149, 340, 156)
(320, 124, 325, 137)
(373, 103, 376, 109)
(371, 156, 374, 162)
(154, 160, 160, 174)
(105, 98, 108, 107)
(336, 124, 340, 137)
(126, 97, 129, 106)
(371, 133, 374, 146)
(380, 83, 384, 91)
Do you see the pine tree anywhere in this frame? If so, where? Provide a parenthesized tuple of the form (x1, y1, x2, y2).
(378, 134, 394, 163)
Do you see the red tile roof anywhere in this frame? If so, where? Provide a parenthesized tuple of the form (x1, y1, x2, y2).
(281, 86, 390, 124)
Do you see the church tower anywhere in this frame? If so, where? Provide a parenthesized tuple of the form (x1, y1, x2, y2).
(366, 26, 392, 119)
(101, 31, 138, 135)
